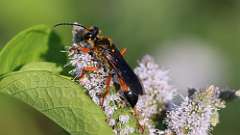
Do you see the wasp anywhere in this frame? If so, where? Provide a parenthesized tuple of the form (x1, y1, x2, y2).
(55, 23, 144, 108)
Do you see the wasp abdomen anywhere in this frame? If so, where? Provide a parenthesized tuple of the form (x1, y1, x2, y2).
(123, 91, 139, 108)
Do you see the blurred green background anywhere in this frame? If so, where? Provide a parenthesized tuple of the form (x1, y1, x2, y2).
(0, 0, 240, 134)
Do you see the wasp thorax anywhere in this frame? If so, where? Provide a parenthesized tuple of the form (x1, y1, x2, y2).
(95, 38, 112, 49)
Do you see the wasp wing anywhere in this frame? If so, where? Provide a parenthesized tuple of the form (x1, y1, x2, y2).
(104, 46, 144, 95)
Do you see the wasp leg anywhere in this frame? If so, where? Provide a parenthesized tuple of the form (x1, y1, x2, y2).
(100, 75, 112, 106)
(83, 66, 98, 72)
(120, 48, 127, 56)
(78, 47, 91, 53)
(68, 47, 78, 56)
(118, 78, 145, 132)
(133, 107, 145, 133)
(118, 78, 129, 92)
(75, 66, 98, 80)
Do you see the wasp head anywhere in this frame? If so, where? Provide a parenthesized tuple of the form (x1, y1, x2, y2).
(84, 26, 99, 40)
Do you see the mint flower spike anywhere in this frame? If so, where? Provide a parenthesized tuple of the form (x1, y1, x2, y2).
(166, 85, 225, 135)
(134, 55, 176, 135)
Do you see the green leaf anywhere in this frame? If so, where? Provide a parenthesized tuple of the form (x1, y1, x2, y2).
(20, 62, 63, 74)
(0, 93, 68, 135)
(0, 25, 67, 76)
(0, 71, 113, 135)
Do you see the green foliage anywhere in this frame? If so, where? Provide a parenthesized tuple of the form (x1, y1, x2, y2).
(0, 93, 68, 135)
(213, 100, 240, 135)
(0, 71, 113, 135)
(0, 25, 113, 135)
(0, 25, 66, 76)
(20, 62, 63, 74)
(0, 1, 240, 133)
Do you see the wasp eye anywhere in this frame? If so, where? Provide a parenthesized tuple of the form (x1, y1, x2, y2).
(84, 32, 93, 40)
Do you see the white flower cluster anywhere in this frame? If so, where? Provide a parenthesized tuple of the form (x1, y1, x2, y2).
(104, 94, 135, 135)
(134, 55, 176, 134)
(113, 115, 135, 135)
(166, 86, 225, 135)
(67, 44, 106, 105)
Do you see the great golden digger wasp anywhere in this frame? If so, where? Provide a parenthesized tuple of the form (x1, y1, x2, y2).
(55, 22, 144, 108)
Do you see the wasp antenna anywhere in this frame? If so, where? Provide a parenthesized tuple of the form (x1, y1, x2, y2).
(53, 23, 88, 30)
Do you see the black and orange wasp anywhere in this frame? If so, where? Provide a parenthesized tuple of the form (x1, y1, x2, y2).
(54, 23, 144, 108)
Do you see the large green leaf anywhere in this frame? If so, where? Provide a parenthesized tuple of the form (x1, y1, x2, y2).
(20, 62, 63, 74)
(0, 93, 68, 135)
(0, 71, 113, 135)
(0, 25, 67, 76)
